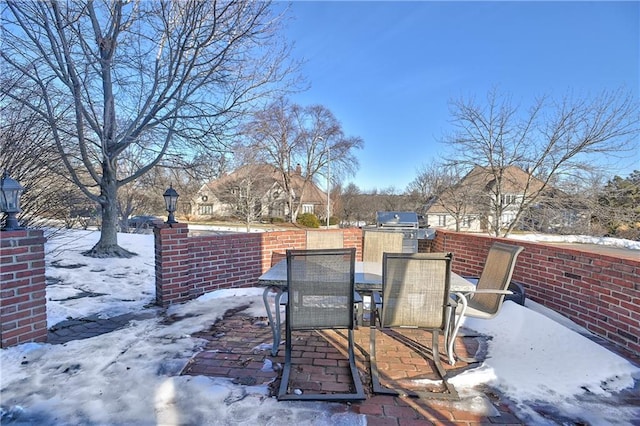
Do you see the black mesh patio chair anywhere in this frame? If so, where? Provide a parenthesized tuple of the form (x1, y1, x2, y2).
(277, 248, 365, 401)
(370, 252, 458, 399)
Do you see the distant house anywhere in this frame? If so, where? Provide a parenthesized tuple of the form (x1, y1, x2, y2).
(192, 164, 328, 222)
(423, 165, 586, 233)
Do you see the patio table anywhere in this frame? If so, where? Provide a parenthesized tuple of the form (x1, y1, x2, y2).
(259, 259, 474, 356)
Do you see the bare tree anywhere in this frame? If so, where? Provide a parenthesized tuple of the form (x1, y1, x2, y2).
(413, 163, 483, 232)
(374, 187, 409, 212)
(244, 98, 363, 222)
(1, 0, 297, 256)
(213, 145, 272, 231)
(335, 183, 360, 226)
(0, 87, 74, 228)
(442, 88, 639, 236)
(406, 163, 455, 213)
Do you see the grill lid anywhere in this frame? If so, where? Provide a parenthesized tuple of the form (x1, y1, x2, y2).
(376, 211, 419, 228)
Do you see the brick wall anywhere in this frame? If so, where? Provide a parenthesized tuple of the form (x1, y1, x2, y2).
(153, 225, 639, 356)
(433, 229, 640, 356)
(0, 229, 48, 348)
(153, 225, 364, 307)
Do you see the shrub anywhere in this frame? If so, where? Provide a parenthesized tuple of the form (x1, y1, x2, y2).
(297, 212, 320, 228)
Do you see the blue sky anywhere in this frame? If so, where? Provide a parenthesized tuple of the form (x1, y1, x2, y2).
(278, 1, 639, 191)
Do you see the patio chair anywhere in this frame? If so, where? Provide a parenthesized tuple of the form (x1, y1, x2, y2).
(306, 230, 344, 249)
(283, 232, 363, 325)
(361, 230, 404, 322)
(369, 252, 458, 399)
(362, 230, 404, 264)
(447, 242, 525, 364)
(278, 248, 365, 401)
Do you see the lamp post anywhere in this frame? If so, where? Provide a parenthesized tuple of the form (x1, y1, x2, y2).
(326, 144, 330, 229)
(0, 171, 24, 231)
(163, 185, 179, 225)
(317, 136, 330, 229)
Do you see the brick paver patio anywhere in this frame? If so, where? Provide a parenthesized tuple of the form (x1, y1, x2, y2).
(181, 307, 525, 425)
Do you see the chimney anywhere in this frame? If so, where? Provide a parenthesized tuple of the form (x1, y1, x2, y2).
(295, 163, 302, 175)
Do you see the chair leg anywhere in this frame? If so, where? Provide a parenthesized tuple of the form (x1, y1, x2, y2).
(370, 327, 458, 399)
(430, 331, 458, 399)
(444, 304, 455, 365)
(449, 328, 484, 364)
(369, 324, 399, 396)
(279, 327, 365, 401)
(262, 287, 283, 356)
(277, 313, 293, 398)
(347, 329, 365, 398)
(355, 301, 364, 327)
(447, 293, 468, 365)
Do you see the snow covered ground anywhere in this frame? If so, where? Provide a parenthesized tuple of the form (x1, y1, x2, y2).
(1, 229, 638, 425)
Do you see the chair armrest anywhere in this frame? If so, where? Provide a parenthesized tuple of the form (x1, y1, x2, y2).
(464, 289, 513, 295)
(449, 291, 466, 307)
(453, 289, 513, 301)
(449, 289, 512, 307)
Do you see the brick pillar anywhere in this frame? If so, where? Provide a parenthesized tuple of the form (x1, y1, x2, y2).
(0, 229, 47, 348)
(154, 223, 191, 307)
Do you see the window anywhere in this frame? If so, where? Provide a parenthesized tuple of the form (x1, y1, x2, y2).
(438, 215, 447, 226)
(199, 204, 213, 215)
(501, 213, 516, 227)
(501, 194, 520, 205)
(302, 204, 314, 214)
(462, 215, 472, 227)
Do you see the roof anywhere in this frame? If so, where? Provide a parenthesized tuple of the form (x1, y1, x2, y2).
(463, 165, 545, 194)
(425, 165, 547, 214)
(201, 164, 326, 204)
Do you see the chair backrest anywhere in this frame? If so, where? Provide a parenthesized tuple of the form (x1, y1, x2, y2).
(286, 248, 355, 330)
(473, 242, 525, 315)
(306, 230, 344, 249)
(363, 230, 403, 264)
(380, 252, 453, 330)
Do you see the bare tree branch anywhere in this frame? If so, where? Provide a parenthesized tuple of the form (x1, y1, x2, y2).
(442, 88, 639, 236)
(1, 0, 299, 256)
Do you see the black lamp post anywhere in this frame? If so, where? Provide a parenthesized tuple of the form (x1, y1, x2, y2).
(163, 184, 179, 225)
(0, 171, 24, 231)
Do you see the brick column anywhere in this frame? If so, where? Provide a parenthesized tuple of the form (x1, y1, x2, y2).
(0, 229, 47, 348)
(154, 223, 191, 307)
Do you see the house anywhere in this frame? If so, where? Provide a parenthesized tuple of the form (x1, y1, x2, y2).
(423, 165, 585, 233)
(192, 164, 328, 222)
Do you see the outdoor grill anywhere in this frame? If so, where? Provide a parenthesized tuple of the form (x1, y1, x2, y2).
(375, 211, 431, 253)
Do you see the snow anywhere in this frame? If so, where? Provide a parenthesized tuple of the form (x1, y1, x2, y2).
(1, 229, 639, 425)
(506, 232, 640, 251)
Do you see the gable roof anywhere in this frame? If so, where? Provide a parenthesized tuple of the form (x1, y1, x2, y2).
(463, 165, 546, 194)
(201, 164, 326, 204)
(425, 165, 547, 214)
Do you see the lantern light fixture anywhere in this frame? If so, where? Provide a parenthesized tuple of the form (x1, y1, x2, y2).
(0, 171, 24, 231)
(163, 184, 179, 225)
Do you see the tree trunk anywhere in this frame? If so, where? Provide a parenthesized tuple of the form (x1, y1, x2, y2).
(83, 163, 135, 258)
